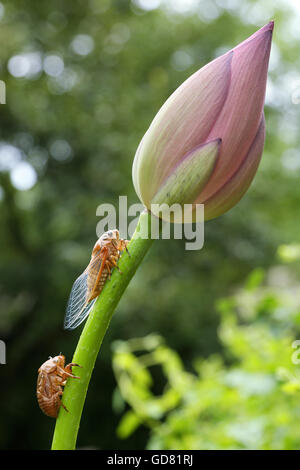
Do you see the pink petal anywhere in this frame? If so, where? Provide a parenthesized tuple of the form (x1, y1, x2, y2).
(199, 23, 273, 201)
(133, 51, 233, 205)
(202, 115, 265, 220)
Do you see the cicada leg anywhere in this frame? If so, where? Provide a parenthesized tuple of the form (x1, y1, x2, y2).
(65, 362, 82, 369)
(109, 255, 123, 274)
(64, 362, 82, 376)
(60, 400, 69, 413)
(118, 239, 130, 256)
(57, 366, 80, 380)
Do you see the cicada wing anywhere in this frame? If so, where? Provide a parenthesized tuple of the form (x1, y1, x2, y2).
(64, 254, 105, 330)
(65, 297, 97, 331)
(64, 270, 90, 330)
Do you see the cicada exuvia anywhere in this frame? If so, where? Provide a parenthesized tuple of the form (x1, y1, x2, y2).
(64, 229, 129, 330)
(37, 355, 80, 418)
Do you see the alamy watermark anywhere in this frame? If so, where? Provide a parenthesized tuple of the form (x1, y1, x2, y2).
(277, 341, 300, 390)
(0, 80, 5, 104)
(291, 340, 300, 364)
(291, 80, 300, 105)
(0, 340, 6, 364)
(96, 196, 204, 250)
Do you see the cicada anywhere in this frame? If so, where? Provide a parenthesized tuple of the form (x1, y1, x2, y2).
(64, 229, 129, 330)
(37, 355, 80, 418)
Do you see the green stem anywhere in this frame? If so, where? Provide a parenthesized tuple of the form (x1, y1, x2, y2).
(51, 211, 154, 450)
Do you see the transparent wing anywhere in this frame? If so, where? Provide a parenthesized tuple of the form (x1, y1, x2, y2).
(64, 270, 93, 330)
(64, 251, 107, 330)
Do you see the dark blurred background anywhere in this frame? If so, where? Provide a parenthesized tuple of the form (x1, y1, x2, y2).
(0, 0, 300, 450)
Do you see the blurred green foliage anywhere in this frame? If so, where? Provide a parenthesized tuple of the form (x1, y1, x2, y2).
(0, 0, 300, 450)
(112, 266, 300, 449)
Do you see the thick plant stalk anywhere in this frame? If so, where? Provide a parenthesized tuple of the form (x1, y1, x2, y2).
(51, 211, 154, 450)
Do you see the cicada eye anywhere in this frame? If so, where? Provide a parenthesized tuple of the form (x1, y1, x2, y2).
(107, 231, 113, 237)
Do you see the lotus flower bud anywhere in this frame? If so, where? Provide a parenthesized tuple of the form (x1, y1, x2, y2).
(132, 22, 273, 222)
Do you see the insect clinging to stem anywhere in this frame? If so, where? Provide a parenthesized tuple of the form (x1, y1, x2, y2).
(64, 229, 129, 330)
(36, 355, 81, 418)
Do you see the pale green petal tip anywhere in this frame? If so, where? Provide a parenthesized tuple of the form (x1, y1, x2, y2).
(151, 138, 221, 209)
(149, 139, 221, 223)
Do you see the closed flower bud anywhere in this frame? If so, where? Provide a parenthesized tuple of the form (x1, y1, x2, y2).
(132, 22, 273, 222)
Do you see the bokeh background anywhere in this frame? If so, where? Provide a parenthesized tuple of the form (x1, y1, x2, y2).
(1, 0, 300, 450)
